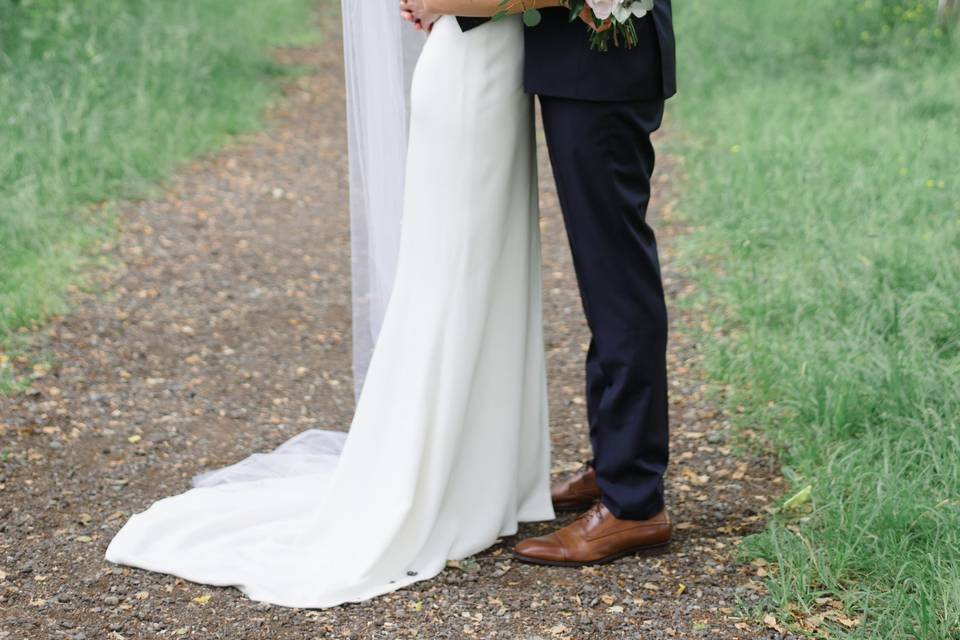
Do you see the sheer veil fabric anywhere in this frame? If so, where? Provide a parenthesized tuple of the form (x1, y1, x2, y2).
(104, 13, 555, 608)
(343, 0, 424, 395)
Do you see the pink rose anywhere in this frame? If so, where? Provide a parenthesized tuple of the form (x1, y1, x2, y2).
(585, 0, 616, 20)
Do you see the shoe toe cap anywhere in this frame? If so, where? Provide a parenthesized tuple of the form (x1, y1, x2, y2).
(513, 536, 566, 563)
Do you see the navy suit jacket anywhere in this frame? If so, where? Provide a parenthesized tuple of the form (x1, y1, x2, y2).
(457, 1, 675, 102)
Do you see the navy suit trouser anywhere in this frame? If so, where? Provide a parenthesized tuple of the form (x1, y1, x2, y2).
(539, 95, 669, 521)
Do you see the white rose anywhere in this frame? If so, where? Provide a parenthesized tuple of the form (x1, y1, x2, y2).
(611, 0, 654, 22)
(586, 0, 616, 21)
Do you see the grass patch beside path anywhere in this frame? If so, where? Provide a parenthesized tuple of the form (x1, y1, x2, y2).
(0, 0, 319, 373)
(670, 1, 959, 637)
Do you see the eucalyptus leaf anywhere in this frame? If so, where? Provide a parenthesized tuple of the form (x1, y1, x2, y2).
(522, 8, 542, 27)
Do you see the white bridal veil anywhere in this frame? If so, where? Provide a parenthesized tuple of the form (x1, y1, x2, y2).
(342, 0, 425, 396)
(189, 3, 424, 488)
(189, 3, 424, 489)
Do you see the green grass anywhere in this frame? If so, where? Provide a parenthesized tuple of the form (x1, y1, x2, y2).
(670, 1, 960, 637)
(0, 0, 319, 377)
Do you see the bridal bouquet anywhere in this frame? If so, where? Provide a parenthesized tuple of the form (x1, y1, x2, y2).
(496, 0, 654, 51)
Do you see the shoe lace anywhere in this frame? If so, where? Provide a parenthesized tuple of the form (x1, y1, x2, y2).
(577, 501, 605, 523)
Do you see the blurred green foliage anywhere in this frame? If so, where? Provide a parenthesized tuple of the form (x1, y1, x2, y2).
(834, 0, 950, 50)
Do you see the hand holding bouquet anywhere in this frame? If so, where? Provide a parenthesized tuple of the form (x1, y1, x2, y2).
(496, 0, 654, 51)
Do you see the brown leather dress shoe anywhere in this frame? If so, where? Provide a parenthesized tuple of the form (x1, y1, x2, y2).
(513, 503, 672, 567)
(551, 464, 602, 512)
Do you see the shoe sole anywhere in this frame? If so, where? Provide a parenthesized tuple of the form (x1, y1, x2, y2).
(512, 541, 671, 568)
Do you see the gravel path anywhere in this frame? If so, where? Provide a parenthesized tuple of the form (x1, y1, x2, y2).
(0, 24, 792, 640)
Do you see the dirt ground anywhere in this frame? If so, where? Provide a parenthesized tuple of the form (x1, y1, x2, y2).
(0, 22, 794, 640)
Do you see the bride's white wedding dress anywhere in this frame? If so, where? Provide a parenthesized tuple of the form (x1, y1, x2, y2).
(105, 15, 554, 608)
